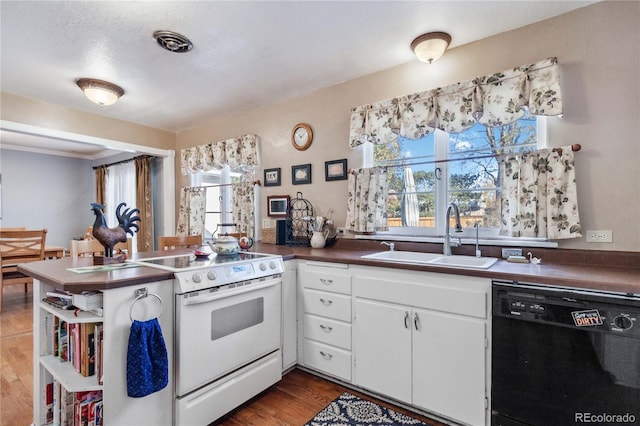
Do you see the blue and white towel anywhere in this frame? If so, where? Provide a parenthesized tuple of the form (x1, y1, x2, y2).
(126, 318, 168, 398)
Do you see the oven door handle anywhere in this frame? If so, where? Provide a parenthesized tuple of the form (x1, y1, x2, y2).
(180, 278, 280, 306)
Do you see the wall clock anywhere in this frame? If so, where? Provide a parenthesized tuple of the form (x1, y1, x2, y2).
(291, 123, 313, 151)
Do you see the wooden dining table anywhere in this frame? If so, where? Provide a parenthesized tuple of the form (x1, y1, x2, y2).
(43, 246, 66, 259)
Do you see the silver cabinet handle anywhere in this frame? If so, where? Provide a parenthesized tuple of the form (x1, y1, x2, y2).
(414, 312, 420, 331)
(319, 298, 333, 306)
(319, 324, 333, 333)
(320, 278, 333, 285)
(320, 351, 333, 360)
(404, 311, 410, 329)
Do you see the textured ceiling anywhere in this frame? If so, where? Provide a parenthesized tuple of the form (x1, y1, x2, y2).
(0, 1, 597, 156)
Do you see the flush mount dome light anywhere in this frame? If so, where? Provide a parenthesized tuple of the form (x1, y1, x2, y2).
(76, 78, 124, 106)
(411, 32, 451, 63)
(153, 30, 193, 53)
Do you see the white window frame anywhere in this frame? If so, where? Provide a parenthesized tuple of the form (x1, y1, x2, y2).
(361, 116, 557, 248)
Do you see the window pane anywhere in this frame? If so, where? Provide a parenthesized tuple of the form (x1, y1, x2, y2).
(372, 114, 538, 234)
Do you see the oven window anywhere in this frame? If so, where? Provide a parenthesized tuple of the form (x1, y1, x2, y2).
(211, 297, 264, 340)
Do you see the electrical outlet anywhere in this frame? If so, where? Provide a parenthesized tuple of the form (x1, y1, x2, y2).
(501, 248, 523, 259)
(262, 219, 272, 228)
(586, 230, 613, 243)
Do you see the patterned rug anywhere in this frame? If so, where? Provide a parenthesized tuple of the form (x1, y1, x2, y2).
(305, 392, 430, 426)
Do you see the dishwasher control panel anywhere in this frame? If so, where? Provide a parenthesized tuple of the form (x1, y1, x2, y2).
(493, 281, 640, 337)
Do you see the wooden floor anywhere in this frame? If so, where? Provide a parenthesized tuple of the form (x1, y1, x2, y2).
(1, 284, 443, 426)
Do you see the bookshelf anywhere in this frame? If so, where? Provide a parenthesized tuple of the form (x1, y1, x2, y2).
(33, 276, 174, 426)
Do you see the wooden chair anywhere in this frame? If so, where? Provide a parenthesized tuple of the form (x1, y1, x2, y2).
(70, 238, 132, 258)
(0, 229, 47, 312)
(157, 235, 203, 250)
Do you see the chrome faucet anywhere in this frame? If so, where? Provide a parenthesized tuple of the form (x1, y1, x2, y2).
(381, 241, 395, 251)
(444, 202, 463, 256)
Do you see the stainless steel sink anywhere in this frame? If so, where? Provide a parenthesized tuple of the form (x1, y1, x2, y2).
(360, 251, 498, 269)
(360, 251, 442, 264)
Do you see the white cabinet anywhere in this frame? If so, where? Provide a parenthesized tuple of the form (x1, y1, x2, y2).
(352, 266, 490, 426)
(298, 261, 352, 382)
(33, 278, 174, 426)
(282, 260, 297, 370)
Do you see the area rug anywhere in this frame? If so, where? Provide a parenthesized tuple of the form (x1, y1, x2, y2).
(305, 392, 430, 426)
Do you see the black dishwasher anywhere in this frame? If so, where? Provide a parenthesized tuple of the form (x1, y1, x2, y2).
(492, 280, 640, 426)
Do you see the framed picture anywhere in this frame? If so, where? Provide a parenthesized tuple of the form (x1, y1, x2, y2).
(325, 159, 348, 181)
(263, 167, 281, 186)
(292, 163, 312, 185)
(267, 195, 290, 217)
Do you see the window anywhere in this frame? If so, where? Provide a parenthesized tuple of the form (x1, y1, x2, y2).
(190, 165, 243, 240)
(368, 112, 543, 237)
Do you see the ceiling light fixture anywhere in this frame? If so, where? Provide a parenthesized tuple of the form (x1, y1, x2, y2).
(411, 32, 452, 64)
(76, 78, 124, 106)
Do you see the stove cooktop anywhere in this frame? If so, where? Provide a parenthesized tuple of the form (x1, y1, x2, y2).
(131, 251, 284, 293)
(135, 251, 271, 271)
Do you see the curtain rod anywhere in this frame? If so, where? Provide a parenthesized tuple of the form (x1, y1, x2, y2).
(92, 154, 155, 170)
(351, 144, 582, 172)
(186, 180, 262, 189)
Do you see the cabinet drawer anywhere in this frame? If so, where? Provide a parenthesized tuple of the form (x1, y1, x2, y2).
(304, 314, 351, 350)
(303, 289, 351, 322)
(304, 270, 351, 294)
(303, 339, 351, 382)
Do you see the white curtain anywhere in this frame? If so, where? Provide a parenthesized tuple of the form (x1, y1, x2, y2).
(176, 187, 206, 237)
(105, 162, 137, 250)
(180, 134, 259, 175)
(500, 146, 582, 239)
(231, 182, 256, 239)
(349, 57, 563, 147)
(345, 168, 389, 233)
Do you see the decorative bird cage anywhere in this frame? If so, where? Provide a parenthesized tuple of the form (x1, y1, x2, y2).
(286, 192, 314, 246)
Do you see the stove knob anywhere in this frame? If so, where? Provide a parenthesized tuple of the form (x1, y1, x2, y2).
(613, 315, 633, 330)
(192, 273, 202, 283)
(269, 261, 277, 270)
(207, 270, 217, 281)
(259, 262, 267, 271)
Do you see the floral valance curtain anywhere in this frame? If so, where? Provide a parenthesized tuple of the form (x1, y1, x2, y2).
(231, 182, 256, 239)
(500, 146, 582, 239)
(176, 187, 206, 237)
(180, 134, 259, 175)
(345, 168, 389, 233)
(349, 57, 562, 147)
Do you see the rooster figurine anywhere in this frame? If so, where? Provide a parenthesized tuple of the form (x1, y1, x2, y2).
(90, 202, 141, 258)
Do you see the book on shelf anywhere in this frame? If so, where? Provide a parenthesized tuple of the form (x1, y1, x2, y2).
(94, 324, 104, 385)
(42, 295, 74, 310)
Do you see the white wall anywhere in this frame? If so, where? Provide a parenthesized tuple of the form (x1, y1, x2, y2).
(0, 149, 94, 247)
(176, 1, 640, 252)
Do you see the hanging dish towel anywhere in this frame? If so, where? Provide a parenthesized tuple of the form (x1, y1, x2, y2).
(126, 318, 168, 398)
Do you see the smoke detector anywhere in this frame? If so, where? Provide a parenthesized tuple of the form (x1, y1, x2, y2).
(153, 30, 193, 53)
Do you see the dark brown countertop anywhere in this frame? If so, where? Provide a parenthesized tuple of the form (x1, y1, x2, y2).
(251, 241, 640, 295)
(18, 255, 174, 292)
(19, 241, 640, 295)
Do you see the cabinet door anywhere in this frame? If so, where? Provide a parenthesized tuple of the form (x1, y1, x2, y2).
(412, 308, 486, 426)
(353, 298, 412, 403)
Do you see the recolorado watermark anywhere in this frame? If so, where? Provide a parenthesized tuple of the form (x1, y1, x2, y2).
(575, 412, 637, 423)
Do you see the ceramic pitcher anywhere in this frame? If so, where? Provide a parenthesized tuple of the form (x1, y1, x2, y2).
(310, 229, 329, 248)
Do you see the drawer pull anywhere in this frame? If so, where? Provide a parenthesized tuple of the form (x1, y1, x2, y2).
(319, 298, 333, 306)
(404, 311, 410, 329)
(320, 278, 334, 285)
(319, 351, 333, 360)
(319, 324, 333, 333)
